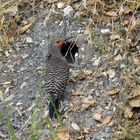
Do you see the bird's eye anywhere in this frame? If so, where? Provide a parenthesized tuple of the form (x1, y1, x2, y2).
(56, 41, 59, 43)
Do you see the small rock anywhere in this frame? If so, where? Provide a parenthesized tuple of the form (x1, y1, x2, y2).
(26, 37, 33, 43)
(81, 47, 84, 51)
(77, 29, 84, 34)
(71, 123, 81, 131)
(92, 112, 102, 121)
(101, 29, 111, 35)
(136, 46, 140, 50)
(20, 82, 27, 89)
(120, 64, 126, 68)
(21, 54, 29, 59)
(40, 2, 44, 9)
(55, 21, 59, 24)
(16, 101, 22, 106)
(114, 54, 123, 61)
(75, 52, 78, 57)
(93, 57, 100, 66)
(107, 69, 116, 79)
(43, 110, 49, 117)
(59, 21, 64, 26)
(77, 30, 81, 34)
(57, 2, 65, 9)
(63, 5, 74, 17)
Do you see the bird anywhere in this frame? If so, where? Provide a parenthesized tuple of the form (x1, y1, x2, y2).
(55, 36, 79, 63)
(44, 41, 69, 119)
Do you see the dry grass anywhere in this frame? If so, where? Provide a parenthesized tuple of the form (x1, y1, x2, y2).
(0, 0, 140, 139)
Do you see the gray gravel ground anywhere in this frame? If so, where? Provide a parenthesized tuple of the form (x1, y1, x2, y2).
(0, 6, 119, 140)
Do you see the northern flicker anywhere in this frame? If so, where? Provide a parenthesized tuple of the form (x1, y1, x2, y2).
(45, 42, 69, 119)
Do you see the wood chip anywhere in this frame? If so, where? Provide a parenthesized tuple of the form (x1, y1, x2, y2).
(101, 115, 112, 125)
(106, 87, 120, 95)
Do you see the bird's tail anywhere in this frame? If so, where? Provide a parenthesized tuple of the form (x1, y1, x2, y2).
(49, 98, 60, 119)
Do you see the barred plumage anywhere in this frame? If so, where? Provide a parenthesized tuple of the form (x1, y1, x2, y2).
(44, 48, 69, 118)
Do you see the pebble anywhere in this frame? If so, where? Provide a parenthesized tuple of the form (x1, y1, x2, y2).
(63, 5, 74, 17)
(71, 122, 81, 132)
(59, 21, 64, 26)
(107, 69, 116, 79)
(93, 57, 100, 66)
(43, 110, 49, 117)
(114, 54, 123, 61)
(101, 29, 111, 35)
(77, 29, 84, 34)
(120, 64, 126, 68)
(20, 82, 27, 89)
(26, 37, 33, 43)
(92, 112, 102, 121)
(57, 2, 65, 9)
(16, 101, 23, 106)
(21, 54, 29, 59)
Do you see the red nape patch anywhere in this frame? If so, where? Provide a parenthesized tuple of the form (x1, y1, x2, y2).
(57, 42, 63, 48)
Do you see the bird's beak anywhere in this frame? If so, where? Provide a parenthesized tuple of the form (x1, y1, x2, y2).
(64, 36, 73, 42)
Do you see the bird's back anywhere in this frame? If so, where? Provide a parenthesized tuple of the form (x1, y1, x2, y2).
(45, 56, 69, 99)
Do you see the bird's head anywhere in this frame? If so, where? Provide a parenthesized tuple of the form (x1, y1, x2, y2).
(55, 35, 64, 49)
(55, 35, 73, 49)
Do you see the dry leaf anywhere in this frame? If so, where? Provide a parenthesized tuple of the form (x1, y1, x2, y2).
(101, 115, 112, 125)
(75, 70, 92, 81)
(80, 96, 96, 111)
(105, 11, 117, 17)
(56, 128, 70, 140)
(81, 96, 95, 107)
(92, 112, 102, 121)
(123, 6, 132, 14)
(128, 86, 140, 99)
(106, 87, 120, 96)
(129, 97, 140, 107)
(132, 56, 140, 65)
(124, 107, 133, 118)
